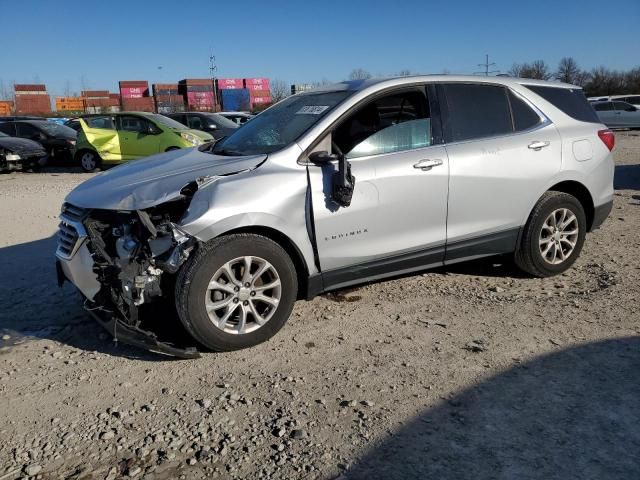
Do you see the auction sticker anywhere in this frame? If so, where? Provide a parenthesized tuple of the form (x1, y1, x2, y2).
(297, 106, 329, 115)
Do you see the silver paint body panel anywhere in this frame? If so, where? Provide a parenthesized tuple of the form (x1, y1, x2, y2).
(57, 75, 614, 295)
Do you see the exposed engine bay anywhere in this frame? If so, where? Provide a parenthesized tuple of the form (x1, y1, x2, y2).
(61, 198, 202, 358)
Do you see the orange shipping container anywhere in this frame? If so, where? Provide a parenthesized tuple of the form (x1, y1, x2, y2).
(0, 100, 14, 116)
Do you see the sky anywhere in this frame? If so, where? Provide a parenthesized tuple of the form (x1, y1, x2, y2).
(1, 0, 638, 97)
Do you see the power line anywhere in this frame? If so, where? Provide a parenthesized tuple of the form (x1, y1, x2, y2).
(474, 54, 500, 76)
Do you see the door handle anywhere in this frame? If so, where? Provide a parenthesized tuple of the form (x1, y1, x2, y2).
(413, 158, 443, 170)
(528, 141, 550, 151)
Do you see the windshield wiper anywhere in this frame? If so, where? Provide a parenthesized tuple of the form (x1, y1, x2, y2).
(213, 148, 245, 156)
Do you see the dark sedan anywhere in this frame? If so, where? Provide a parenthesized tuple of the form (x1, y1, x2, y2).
(0, 131, 46, 172)
(167, 112, 238, 140)
(0, 120, 77, 164)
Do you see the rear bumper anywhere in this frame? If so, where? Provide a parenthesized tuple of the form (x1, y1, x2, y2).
(591, 199, 613, 231)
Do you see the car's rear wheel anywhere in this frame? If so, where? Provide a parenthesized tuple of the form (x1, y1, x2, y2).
(515, 191, 587, 277)
(175, 234, 298, 351)
(78, 150, 101, 173)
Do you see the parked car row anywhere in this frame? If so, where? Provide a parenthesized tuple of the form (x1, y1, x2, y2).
(591, 100, 640, 129)
(0, 119, 77, 170)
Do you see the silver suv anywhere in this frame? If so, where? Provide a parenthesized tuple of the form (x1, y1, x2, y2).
(55, 75, 614, 357)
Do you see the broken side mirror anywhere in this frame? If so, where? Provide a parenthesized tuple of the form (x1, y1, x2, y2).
(308, 150, 356, 208)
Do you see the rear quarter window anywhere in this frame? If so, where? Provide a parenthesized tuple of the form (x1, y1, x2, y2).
(525, 85, 599, 123)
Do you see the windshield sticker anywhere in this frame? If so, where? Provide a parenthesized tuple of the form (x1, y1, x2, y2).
(296, 105, 329, 115)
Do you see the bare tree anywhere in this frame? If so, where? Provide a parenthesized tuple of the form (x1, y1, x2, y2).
(63, 79, 72, 97)
(555, 57, 580, 83)
(0, 79, 10, 100)
(269, 79, 289, 103)
(508, 60, 551, 80)
(584, 67, 625, 96)
(348, 68, 372, 80)
(398, 69, 411, 77)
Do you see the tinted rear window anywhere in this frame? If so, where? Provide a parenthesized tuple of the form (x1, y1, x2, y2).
(525, 85, 599, 123)
(442, 84, 513, 142)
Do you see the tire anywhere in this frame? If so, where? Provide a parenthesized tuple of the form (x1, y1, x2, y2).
(77, 150, 101, 173)
(175, 234, 298, 351)
(515, 191, 587, 277)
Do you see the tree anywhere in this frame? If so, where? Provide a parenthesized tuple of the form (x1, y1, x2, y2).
(583, 67, 625, 96)
(509, 60, 551, 80)
(555, 57, 581, 84)
(269, 79, 289, 103)
(63, 79, 72, 97)
(398, 69, 412, 77)
(348, 68, 372, 80)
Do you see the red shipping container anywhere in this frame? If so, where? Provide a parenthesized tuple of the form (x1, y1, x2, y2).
(15, 84, 46, 92)
(120, 87, 148, 99)
(244, 78, 270, 89)
(249, 89, 270, 98)
(217, 78, 243, 90)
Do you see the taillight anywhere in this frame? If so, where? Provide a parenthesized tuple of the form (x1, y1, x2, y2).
(598, 129, 615, 151)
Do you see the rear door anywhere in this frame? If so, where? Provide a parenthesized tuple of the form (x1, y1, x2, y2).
(308, 86, 449, 282)
(612, 101, 640, 128)
(79, 116, 120, 161)
(440, 83, 562, 261)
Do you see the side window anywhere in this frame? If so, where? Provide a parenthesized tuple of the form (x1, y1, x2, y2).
(593, 102, 613, 112)
(0, 123, 15, 135)
(613, 101, 634, 112)
(16, 123, 40, 139)
(508, 91, 541, 131)
(333, 89, 431, 159)
(85, 116, 115, 129)
(442, 84, 512, 142)
(118, 116, 147, 133)
(525, 85, 599, 123)
(187, 115, 203, 130)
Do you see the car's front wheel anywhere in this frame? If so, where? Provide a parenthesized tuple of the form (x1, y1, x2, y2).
(515, 191, 587, 277)
(175, 234, 298, 351)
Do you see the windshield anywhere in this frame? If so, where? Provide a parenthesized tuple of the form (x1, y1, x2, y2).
(213, 91, 352, 155)
(204, 113, 238, 129)
(38, 122, 77, 137)
(148, 113, 189, 130)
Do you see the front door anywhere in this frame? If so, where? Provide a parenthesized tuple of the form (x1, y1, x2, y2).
(117, 115, 160, 159)
(307, 87, 449, 287)
(79, 116, 120, 161)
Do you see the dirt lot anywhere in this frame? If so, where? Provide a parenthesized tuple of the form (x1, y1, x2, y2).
(1, 133, 639, 480)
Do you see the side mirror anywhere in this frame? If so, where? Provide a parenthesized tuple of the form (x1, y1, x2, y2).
(308, 150, 355, 208)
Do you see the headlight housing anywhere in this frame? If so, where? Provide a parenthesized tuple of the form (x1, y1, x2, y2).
(180, 132, 203, 146)
(5, 153, 21, 161)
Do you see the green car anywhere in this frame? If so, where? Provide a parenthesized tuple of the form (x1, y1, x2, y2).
(75, 112, 213, 172)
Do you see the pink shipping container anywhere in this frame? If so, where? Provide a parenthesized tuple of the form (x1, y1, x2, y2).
(217, 78, 244, 90)
(244, 78, 270, 88)
(251, 96, 272, 104)
(186, 91, 216, 111)
(121, 87, 147, 99)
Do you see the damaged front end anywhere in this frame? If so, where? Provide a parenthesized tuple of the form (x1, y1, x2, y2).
(57, 200, 201, 358)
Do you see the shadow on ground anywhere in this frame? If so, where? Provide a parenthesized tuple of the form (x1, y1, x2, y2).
(0, 235, 190, 360)
(346, 337, 640, 480)
(614, 164, 640, 190)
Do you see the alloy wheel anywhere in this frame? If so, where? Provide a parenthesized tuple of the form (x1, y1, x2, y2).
(205, 256, 281, 334)
(539, 208, 579, 265)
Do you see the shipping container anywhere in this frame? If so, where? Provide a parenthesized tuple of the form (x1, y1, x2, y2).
(56, 97, 85, 112)
(155, 94, 185, 113)
(15, 94, 52, 115)
(244, 78, 270, 90)
(249, 89, 270, 98)
(14, 84, 46, 92)
(153, 84, 180, 97)
(121, 96, 155, 112)
(216, 78, 244, 90)
(119, 81, 150, 98)
(251, 96, 272, 105)
(220, 89, 251, 111)
(81, 90, 110, 99)
(291, 84, 314, 95)
(0, 101, 14, 116)
(179, 78, 213, 86)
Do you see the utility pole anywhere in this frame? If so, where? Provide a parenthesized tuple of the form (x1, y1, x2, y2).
(474, 54, 500, 76)
(209, 52, 218, 112)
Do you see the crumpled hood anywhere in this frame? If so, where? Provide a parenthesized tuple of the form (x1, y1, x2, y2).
(65, 147, 266, 210)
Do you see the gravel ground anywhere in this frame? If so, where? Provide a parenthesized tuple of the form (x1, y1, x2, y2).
(0, 133, 639, 480)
